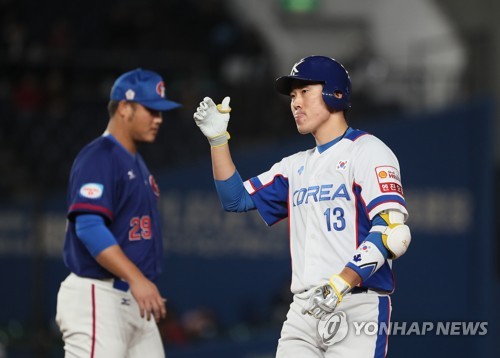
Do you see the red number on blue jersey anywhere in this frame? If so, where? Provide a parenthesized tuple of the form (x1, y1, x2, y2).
(140, 216, 152, 239)
(129, 216, 152, 241)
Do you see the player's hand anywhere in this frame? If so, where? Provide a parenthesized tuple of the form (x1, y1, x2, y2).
(193, 96, 231, 147)
(129, 278, 167, 323)
(299, 275, 351, 319)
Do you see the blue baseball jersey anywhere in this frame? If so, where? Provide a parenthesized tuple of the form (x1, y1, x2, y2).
(243, 129, 408, 293)
(63, 134, 163, 281)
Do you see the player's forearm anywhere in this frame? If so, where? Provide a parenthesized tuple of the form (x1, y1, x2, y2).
(96, 245, 166, 322)
(338, 267, 362, 288)
(95, 244, 147, 284)
(211, 143, 236, 180)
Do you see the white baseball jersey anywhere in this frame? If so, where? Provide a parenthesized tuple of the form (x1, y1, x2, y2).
(243, 129, 407, 294)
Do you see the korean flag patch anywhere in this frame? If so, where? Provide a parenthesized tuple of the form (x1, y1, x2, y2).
(336, 160, 348, 171)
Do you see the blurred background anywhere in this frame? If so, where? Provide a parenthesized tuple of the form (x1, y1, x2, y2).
(0, 0, 498, 357)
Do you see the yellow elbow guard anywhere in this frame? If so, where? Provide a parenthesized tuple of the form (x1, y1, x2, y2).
(371, 210, 411, 259)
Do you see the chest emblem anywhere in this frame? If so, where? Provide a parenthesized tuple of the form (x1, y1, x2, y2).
(149, 175, 160, 197)
(336, 160, 348, 171)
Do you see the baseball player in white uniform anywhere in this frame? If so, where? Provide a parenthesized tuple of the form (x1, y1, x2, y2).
(193, 55, 411, 357)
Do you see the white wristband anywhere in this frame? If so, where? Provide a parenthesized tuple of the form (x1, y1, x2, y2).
(208, 131, 230, 147)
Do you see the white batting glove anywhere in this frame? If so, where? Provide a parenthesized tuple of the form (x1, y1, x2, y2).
(300, 275, 352, 319)
(193, 96, 231, 147)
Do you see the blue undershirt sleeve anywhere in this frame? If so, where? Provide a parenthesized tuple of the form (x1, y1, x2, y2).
(75, 214, 118, 257)
(214, 170, 256, 212)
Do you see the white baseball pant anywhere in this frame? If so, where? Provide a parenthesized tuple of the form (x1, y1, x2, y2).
(277, 289, 392, 357)
(56, 273, 165, 358)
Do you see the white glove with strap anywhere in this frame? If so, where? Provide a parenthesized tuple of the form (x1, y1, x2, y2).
(300, 275, 352, 319)
(193, 96, 231, 147)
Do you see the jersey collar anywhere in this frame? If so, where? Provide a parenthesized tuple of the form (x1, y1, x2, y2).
(317, 127, 353, 153)
(102, 133, 136, 159)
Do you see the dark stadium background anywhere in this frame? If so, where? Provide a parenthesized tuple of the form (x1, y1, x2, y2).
(0, 0, 498, 357)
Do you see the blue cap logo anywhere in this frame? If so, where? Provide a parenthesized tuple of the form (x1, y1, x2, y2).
(156, 81, 165, 97)
(110, 68, 181, 111)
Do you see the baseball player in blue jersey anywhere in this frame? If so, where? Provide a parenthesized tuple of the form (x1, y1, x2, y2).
(56, 68, 181, 358)
(193, 55, 411, 357)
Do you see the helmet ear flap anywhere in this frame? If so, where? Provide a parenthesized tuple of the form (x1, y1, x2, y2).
(333, 90, 344, 99)
(323, 90, 351, 111)
(322, 89, 349, 112)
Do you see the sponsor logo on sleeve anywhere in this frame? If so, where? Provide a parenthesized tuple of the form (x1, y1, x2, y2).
(375, 166, 403, 195)
(79, 183, 104, 199)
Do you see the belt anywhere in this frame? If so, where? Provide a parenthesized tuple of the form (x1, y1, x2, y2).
(69, 273, 130, 292)
(351, 287, 390, 295)
(299, 285, 371, 296)
(97, 277, 130, 292)
(350, 286, 369, 294)
(112, 279, 130, 292)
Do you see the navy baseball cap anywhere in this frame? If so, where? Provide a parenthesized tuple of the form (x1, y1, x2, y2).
(110, 68, 181, 111)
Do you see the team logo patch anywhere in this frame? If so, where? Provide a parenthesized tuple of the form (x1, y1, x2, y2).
(375, 166, 403, 195)
(79, 183, 104, 199)
(125, 89, 135, 100)
(149, 175, 160, 197)
(317, 311, 348, 346)
(127, 170, 136, 180)
(156, 81, 165, 98)
(336, 160, 348, 171)
(290, 59, 305, 75)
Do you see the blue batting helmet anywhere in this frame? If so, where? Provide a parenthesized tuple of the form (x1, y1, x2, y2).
(275, 55, 351, 111)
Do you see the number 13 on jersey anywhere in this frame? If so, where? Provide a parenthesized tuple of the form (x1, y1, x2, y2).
(324, 207, 346, 231)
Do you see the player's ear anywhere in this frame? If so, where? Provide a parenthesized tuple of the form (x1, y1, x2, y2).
(333, 91, 343, 99)
(116, 100, 133, 117)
